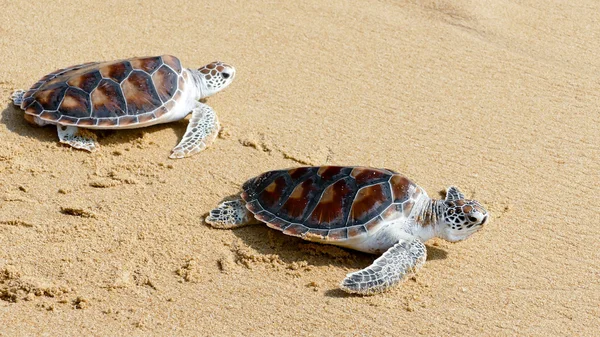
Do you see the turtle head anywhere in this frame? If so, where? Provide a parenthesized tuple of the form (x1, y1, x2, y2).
(438, 186, 488, 242)
(195, 61, 236, 98)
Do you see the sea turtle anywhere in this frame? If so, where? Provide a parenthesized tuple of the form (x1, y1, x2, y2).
(206, 166, 489, 295)
(10, 55, 235, 158)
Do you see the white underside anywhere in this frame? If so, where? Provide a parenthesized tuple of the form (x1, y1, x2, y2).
(333, 220, 418, 254)
(31, 69, 198, 130)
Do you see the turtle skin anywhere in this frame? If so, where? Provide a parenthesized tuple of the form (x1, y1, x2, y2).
(19, 55, 185, 127)
(241, 166, 425, 242)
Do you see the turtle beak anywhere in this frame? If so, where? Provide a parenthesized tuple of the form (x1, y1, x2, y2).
(480, 215, 488, 226)
(227, 67, 236, 80)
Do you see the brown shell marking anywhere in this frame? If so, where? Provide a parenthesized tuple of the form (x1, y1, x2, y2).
(327, 227, 348, 240)
(22, 55, 185, 126)
(67, 70, 102, 93)
(118, 115, 139, 126)
(22, 62, 98, 106)
(162, 55, 182, 73)
(152, 65, 179, 102)
(77, 118, 96, 126)
(350, 167, 388, 185)
(282, 224, 309, 237)
(242, 166, 419, 242)
(317, 166, 345, 181)
(137, 113, 156, 124)
(34, 86, 67, 111)
(307, 178, 354, 228)
(390, 175, 412, 203)
(258, 175, 289, 210)
(347, 225, 368, 238)
(348, 183, 392, 226)
(130, 56, 162, 73)
(261, 216, 288, 231)
(97, 118, 119, 127)
(38, 110, 60, 121)
(99, 61, 132, 83)
(60, 88, 91, 117)
(121, 71, 162, 115)
(278, 177, 319, 221)
(288, 167, 315, 180)
(91, 79, 127, 118)
(58, 116, 79, 125)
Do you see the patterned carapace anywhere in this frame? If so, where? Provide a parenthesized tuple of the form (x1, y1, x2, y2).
(20, 55, 185, 127)
(241, 166, 425, 241)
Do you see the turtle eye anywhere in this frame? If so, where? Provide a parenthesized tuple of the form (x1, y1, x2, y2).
(222, 73, 230, 79)
(468, 216, 478, 222)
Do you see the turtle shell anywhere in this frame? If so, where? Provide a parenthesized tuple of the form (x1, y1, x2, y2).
(20, 55, 186, 127)
(241, 166, 425, 242)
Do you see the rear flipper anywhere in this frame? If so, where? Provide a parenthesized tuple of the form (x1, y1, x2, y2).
(11, 90, 25, 106)
(57, 125, 98, 152)
(206, 199, 258, 229)
(340, 238, 426, 295)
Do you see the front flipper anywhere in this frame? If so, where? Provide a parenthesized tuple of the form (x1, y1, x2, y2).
(56, 125, 98, 152)
(340, 238, 426, 295)
(170, 102, 220, 159)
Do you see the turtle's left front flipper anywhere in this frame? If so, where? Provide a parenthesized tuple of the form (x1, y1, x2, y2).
(340, 238, 426, 295)
(170, 102, 220, 159)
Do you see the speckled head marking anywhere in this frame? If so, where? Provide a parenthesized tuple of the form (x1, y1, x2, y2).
(196, 61, 236, 98)
(439, 186, 488, 242)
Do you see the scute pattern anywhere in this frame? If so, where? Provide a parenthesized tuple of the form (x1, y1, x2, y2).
(35, 86, 67, 110)
(21, 55, 185, 126)
(121, 70, 162, 114)
(130, 56, 162, 73)
(152, 65, 179, 102)
(242, 166, 422, 242)
(307, 178, 355, 229)
(67, 70, 102, 93)
(91, 79, 127, 118)
(99, 61, 132, 83)
(349, 183, 392, 226)
(278, 177, 319, 221)
(60, 87, 91, 117)
(25, 102, 44, 117)
(162, 55, 182, 73)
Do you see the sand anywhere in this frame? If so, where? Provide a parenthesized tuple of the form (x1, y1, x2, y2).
(0, 0, 598, 335)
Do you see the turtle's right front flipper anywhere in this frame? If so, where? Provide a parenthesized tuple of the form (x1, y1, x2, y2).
(340, 238, 426, 295)
(169, 102, 220, 159)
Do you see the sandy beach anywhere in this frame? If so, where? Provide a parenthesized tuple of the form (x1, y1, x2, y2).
(0, 0, 598, 335)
